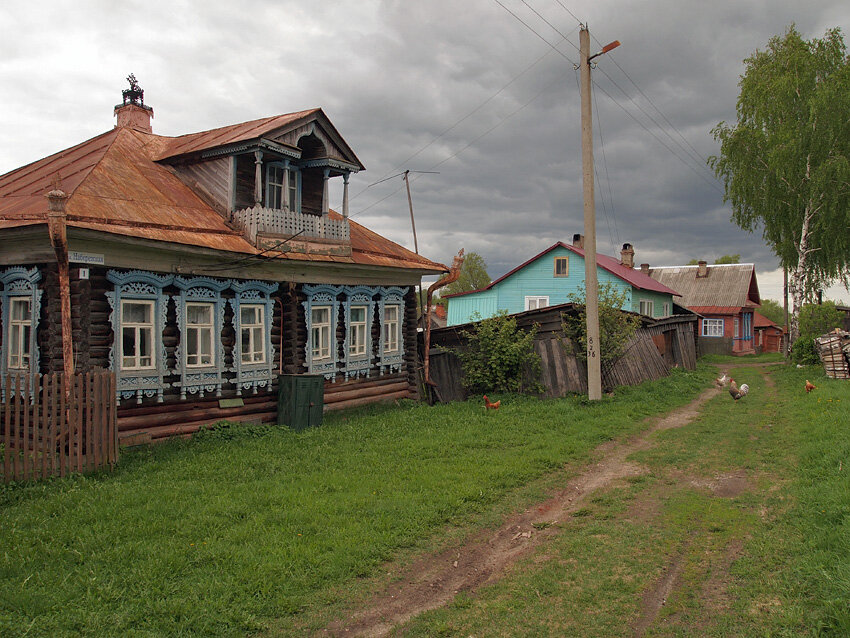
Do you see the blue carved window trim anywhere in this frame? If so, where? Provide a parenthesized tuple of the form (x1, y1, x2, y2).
(302, 284, 341, 379)
(377, 286, 408, 375)
(231, 280, 279, 395)
(0, 267, 42, 400)
(174, 276, 230, 399)
(107, 270, 173, 404)
(342, 286, 376, 380)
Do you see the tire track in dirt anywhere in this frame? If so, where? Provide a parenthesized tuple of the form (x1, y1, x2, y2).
(324, 385, 722, 637)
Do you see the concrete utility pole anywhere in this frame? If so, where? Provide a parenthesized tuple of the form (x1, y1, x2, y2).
(579, 26, 619, 401)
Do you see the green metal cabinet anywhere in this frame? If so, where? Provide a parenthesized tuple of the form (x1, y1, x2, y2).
(277, 374, 324, 430)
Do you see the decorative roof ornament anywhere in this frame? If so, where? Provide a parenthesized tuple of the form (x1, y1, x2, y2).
(122, 74, 145, 107)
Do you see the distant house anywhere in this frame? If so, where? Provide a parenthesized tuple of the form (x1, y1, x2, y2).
(445, 235, 680, 327)
(645, 262, 760, 355)
(753, 311, 785, 354)
(0, 80, 446, 443)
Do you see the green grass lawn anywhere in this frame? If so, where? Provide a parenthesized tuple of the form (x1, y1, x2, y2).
(2, 362, 848, 637)
(0, 367, 710, 637)
(400, 364, 850, 637)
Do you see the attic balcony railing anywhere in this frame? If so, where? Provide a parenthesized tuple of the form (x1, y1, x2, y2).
(232, 205, 350, 244)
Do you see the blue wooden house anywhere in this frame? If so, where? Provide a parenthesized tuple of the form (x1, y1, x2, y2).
(445, 236, 680, 326)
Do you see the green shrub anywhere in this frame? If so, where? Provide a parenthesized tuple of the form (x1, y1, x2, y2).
(560, 282, 642, 364)
(454, 311, 541, 394)
(792, 302, 843, 365)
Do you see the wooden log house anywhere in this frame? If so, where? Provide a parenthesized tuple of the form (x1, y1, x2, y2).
(0, 79, 447, 444)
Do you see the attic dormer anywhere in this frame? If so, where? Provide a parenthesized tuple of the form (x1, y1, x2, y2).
(157, 109, 363, 255)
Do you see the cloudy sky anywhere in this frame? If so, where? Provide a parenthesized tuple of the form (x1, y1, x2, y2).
(1, 0, 848, 302)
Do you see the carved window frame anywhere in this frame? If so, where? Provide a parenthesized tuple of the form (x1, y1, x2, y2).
(0, 267, 42, 399)
(342, 286, 376, 380)
(377, 286, 408, 375)
(174, 276, 230, 399)
(302, 284, 341, 379)
(231, 280, 279, 395)
(107, 270, 173, 404)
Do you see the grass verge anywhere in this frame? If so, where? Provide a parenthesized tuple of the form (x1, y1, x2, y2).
(0, 366, 711, 637)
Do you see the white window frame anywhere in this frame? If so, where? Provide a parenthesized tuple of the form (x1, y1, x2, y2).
(265, 164, 286, 210)
(702, 318, 724, 337)
(639, 299, 654, 317)
(383, 305, 400, 354)
(349, 306, 368, 357)
(7, 297, 33, 371)
(311, 306, 332, 362)
(239, 304, 266, 365)
(120, 299, 155, 371)
(525, 296, 549, 311)
(553, 257, 569, 277)
(662, 302, 670, 317)
(185, 302, 215, 368)
(288, 167, 301, 213)
(734, 317, 740, 339)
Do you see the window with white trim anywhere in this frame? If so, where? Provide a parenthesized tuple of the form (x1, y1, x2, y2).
(266, 164, 285, 210)
(186, 302, 215, 367)
(639, 300, 654, 316)
(240, 304, 265, 364)
(734, 317, 740, 338)
(702, 318, 724, 337)
(383, 305, 400, 353)
(288, 169, 301, 213)
(525, 296, 549, 311)
(311, 306, 332, 361)
(120, 300, 154, 370)
(349, 306, 368, 356)
(662, 302, 670, 317)
(8, 298, 32, 371)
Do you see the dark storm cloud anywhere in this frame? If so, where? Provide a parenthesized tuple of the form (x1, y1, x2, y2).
(1, 0, 848, 300)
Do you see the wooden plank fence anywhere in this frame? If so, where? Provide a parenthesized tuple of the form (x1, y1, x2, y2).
(2, 369, 117, 483)
(422, 303, 699, 402)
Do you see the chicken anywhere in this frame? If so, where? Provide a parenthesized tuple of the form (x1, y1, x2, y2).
(805, 380, 816, 393)
(729, 378, 749, 401)
(714, 373, 729, 387)
(483, 395, 501, 410)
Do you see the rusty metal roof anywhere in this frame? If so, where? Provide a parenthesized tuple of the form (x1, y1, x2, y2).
(648, 264, 760, 309)
(0, 120, 445, 274)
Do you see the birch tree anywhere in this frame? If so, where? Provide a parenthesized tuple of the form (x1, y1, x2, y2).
(710, 26, 850, 342)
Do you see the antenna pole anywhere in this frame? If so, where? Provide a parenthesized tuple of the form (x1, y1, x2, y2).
(403, 170, 420, 254)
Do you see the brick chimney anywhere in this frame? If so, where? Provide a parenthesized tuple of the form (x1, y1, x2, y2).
(640, 263, 650, 275)
(572, 233, 584, 249)
(697, 260, 708, 278)
(114, 74, 153, 133)
(620, 243, 635, 268)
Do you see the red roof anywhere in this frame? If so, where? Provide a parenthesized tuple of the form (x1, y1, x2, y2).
(445, 241, 679, 298)
(0, 117, 443, 274)
(689, 306, 744, 316)
(754, 311, 785, 331)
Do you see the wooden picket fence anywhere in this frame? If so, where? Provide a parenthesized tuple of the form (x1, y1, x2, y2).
(1, 369, 117, 483)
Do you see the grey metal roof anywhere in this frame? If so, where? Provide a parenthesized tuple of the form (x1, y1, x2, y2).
(647, 264, 760, 309)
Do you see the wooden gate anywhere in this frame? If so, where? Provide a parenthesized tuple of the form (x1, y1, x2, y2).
(2, 369, 118, 483)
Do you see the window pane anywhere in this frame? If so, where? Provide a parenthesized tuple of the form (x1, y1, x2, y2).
(122, 327, 137, 357)
(241, 305, 259, 325)
(187, 329, 198, 356)
(385, 306, 398, 323)
(187, 304, 211, 325)
(312, 307, 329, 325)
(351, 307, 366, 323)
(123, 302, 150, 324)
(139, 326, 151, 358)
(11, 299, 31, 321)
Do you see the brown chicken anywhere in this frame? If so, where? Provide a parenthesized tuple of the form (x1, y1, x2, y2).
(729, 378, 749, 401)
(483, 395, 501, 410)
(805, 380, 816, 393)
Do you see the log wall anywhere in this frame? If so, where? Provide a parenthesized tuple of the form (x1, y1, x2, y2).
(11, 265, 421, 444)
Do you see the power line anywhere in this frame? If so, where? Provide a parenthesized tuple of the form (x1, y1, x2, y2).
(347, 23, 575, 209)
(495, 0, 723, 193)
